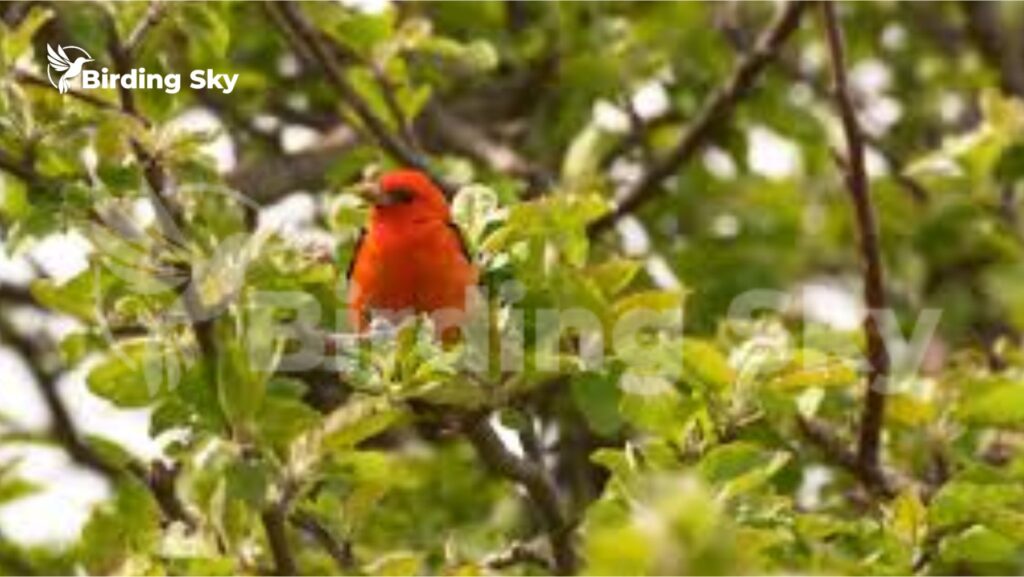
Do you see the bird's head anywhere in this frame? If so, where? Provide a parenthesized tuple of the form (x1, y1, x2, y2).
(360, 169, 450, 224)
(73, 57, 93, 66)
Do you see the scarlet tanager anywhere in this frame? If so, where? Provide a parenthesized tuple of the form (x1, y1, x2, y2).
(347, 169, 479, 341)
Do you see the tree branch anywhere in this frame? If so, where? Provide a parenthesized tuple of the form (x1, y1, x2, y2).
(262, 506, 297, 576)
(960, 1, 1024, 97)
(588, 0, 809, 235)
(101, 9, 218, 369)
(290, 511, 354, 572)
(267, 2, 444, 188)
(0, 149, 42, 188)
(464, 415, 575, 575)
(226, 126, 360, 204)
(0, 316, 117, 479)
(821, 2, 891, 475)
(797, 416, 903, 498)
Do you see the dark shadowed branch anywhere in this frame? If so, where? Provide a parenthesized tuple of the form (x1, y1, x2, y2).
(960, 2, 1024, 98)
(821, 2, 892, 478)
(291, 511, 354, 572)
(262, 506, 297, 576)
(797, 416, 904, 499)
(464, 415, 576, 575)
(588, 0, 809, 235)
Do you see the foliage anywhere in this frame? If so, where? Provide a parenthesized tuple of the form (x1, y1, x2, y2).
(2, 2, 1024, 576)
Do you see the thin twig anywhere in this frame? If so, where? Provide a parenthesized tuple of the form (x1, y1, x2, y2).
(716, 23, 930, 204)
(588, 0, 809, 235)
(267, 2, 441, 185)
(821, 2, 892, 477)
(102, 10, 218, 368)
(290, 511, 354, 572)
(0, 316, 117, 479)
(0, 149, 41, 187)
(482, 538, 552, 571)
(12, 70, 142, 121)
(464, 415, 575, 575)
(797, 416, 903, 498)
(124, 1, 166, 57)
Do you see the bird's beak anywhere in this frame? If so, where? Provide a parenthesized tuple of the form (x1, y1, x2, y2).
(352, 181, 378, 204)
(352, 182, 411, 207)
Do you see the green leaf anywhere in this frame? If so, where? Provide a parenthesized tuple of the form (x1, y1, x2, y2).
(587, 258, 642, 298)
(697, 442, 790, 496)
(256, 396, 321, 454)
(0, 175, 28, 220)
(77, 479, 160, 574)
(681, 338, 735, 392)
(572, 370, 624, 437)
(619, 375, 693, 440)
(365, 551, 423, 576)
(1, 7, 53, 62)
(957, 380, 1024, 429)
(30, 273, 102, 322)
(318, 396, 406, 451)
(87, 339, 179, 408)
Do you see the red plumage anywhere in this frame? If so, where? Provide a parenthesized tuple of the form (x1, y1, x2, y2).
(347, 169, 478, 341)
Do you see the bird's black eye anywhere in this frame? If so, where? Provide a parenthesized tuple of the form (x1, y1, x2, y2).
(378, 187, 415, 206)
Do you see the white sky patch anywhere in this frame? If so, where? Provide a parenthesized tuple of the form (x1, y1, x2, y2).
(277, 53, 301, 78)
(703, 147, 737, 180)
(0, 350, 49, 429)
(167, 107, 236, 174)
(341, 0, 390, 15)
(881, 24, 907, 51)
(27, 231, 91, 284)
(796, 281, 863, 331)
(865, 147, 888, 179)
(862, 96, 903, 137)
(0, 250, 36, 285)
(593, 100, 630, 133)
(939, 92, 966, 125)
(259, 192, 317, 232)
(281, 125, 322, 154)
(747, 125, 802, 180)
(631, 81, 670, 120)
(615, 216, 651, 257)
(0, 447, 109, 546)
(711, 213, 740, 239)
(645, 254, 681, 290)
(850, 59, 892, 95)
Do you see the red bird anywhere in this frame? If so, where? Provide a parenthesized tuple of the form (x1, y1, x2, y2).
(347, 169, 479, 341)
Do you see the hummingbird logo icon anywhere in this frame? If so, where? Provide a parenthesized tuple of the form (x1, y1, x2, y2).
(46, 44, 93, 94)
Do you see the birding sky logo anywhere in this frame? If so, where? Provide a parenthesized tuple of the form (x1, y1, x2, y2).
(46, 44, 93, 94)
(43, 43, 239, 95)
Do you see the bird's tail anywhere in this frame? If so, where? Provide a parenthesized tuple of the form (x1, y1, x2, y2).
(59, 76, 68, 94)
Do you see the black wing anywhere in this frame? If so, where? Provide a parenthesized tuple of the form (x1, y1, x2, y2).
(346, 228, 367, 280)
(447, 221, 473, 264)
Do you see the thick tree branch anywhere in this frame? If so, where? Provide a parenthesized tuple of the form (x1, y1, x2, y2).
(821, 3, 891, 475)
(464, 415, 575, 575)
(262, 506, 297, 576)
(588, 0, 809, 235)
